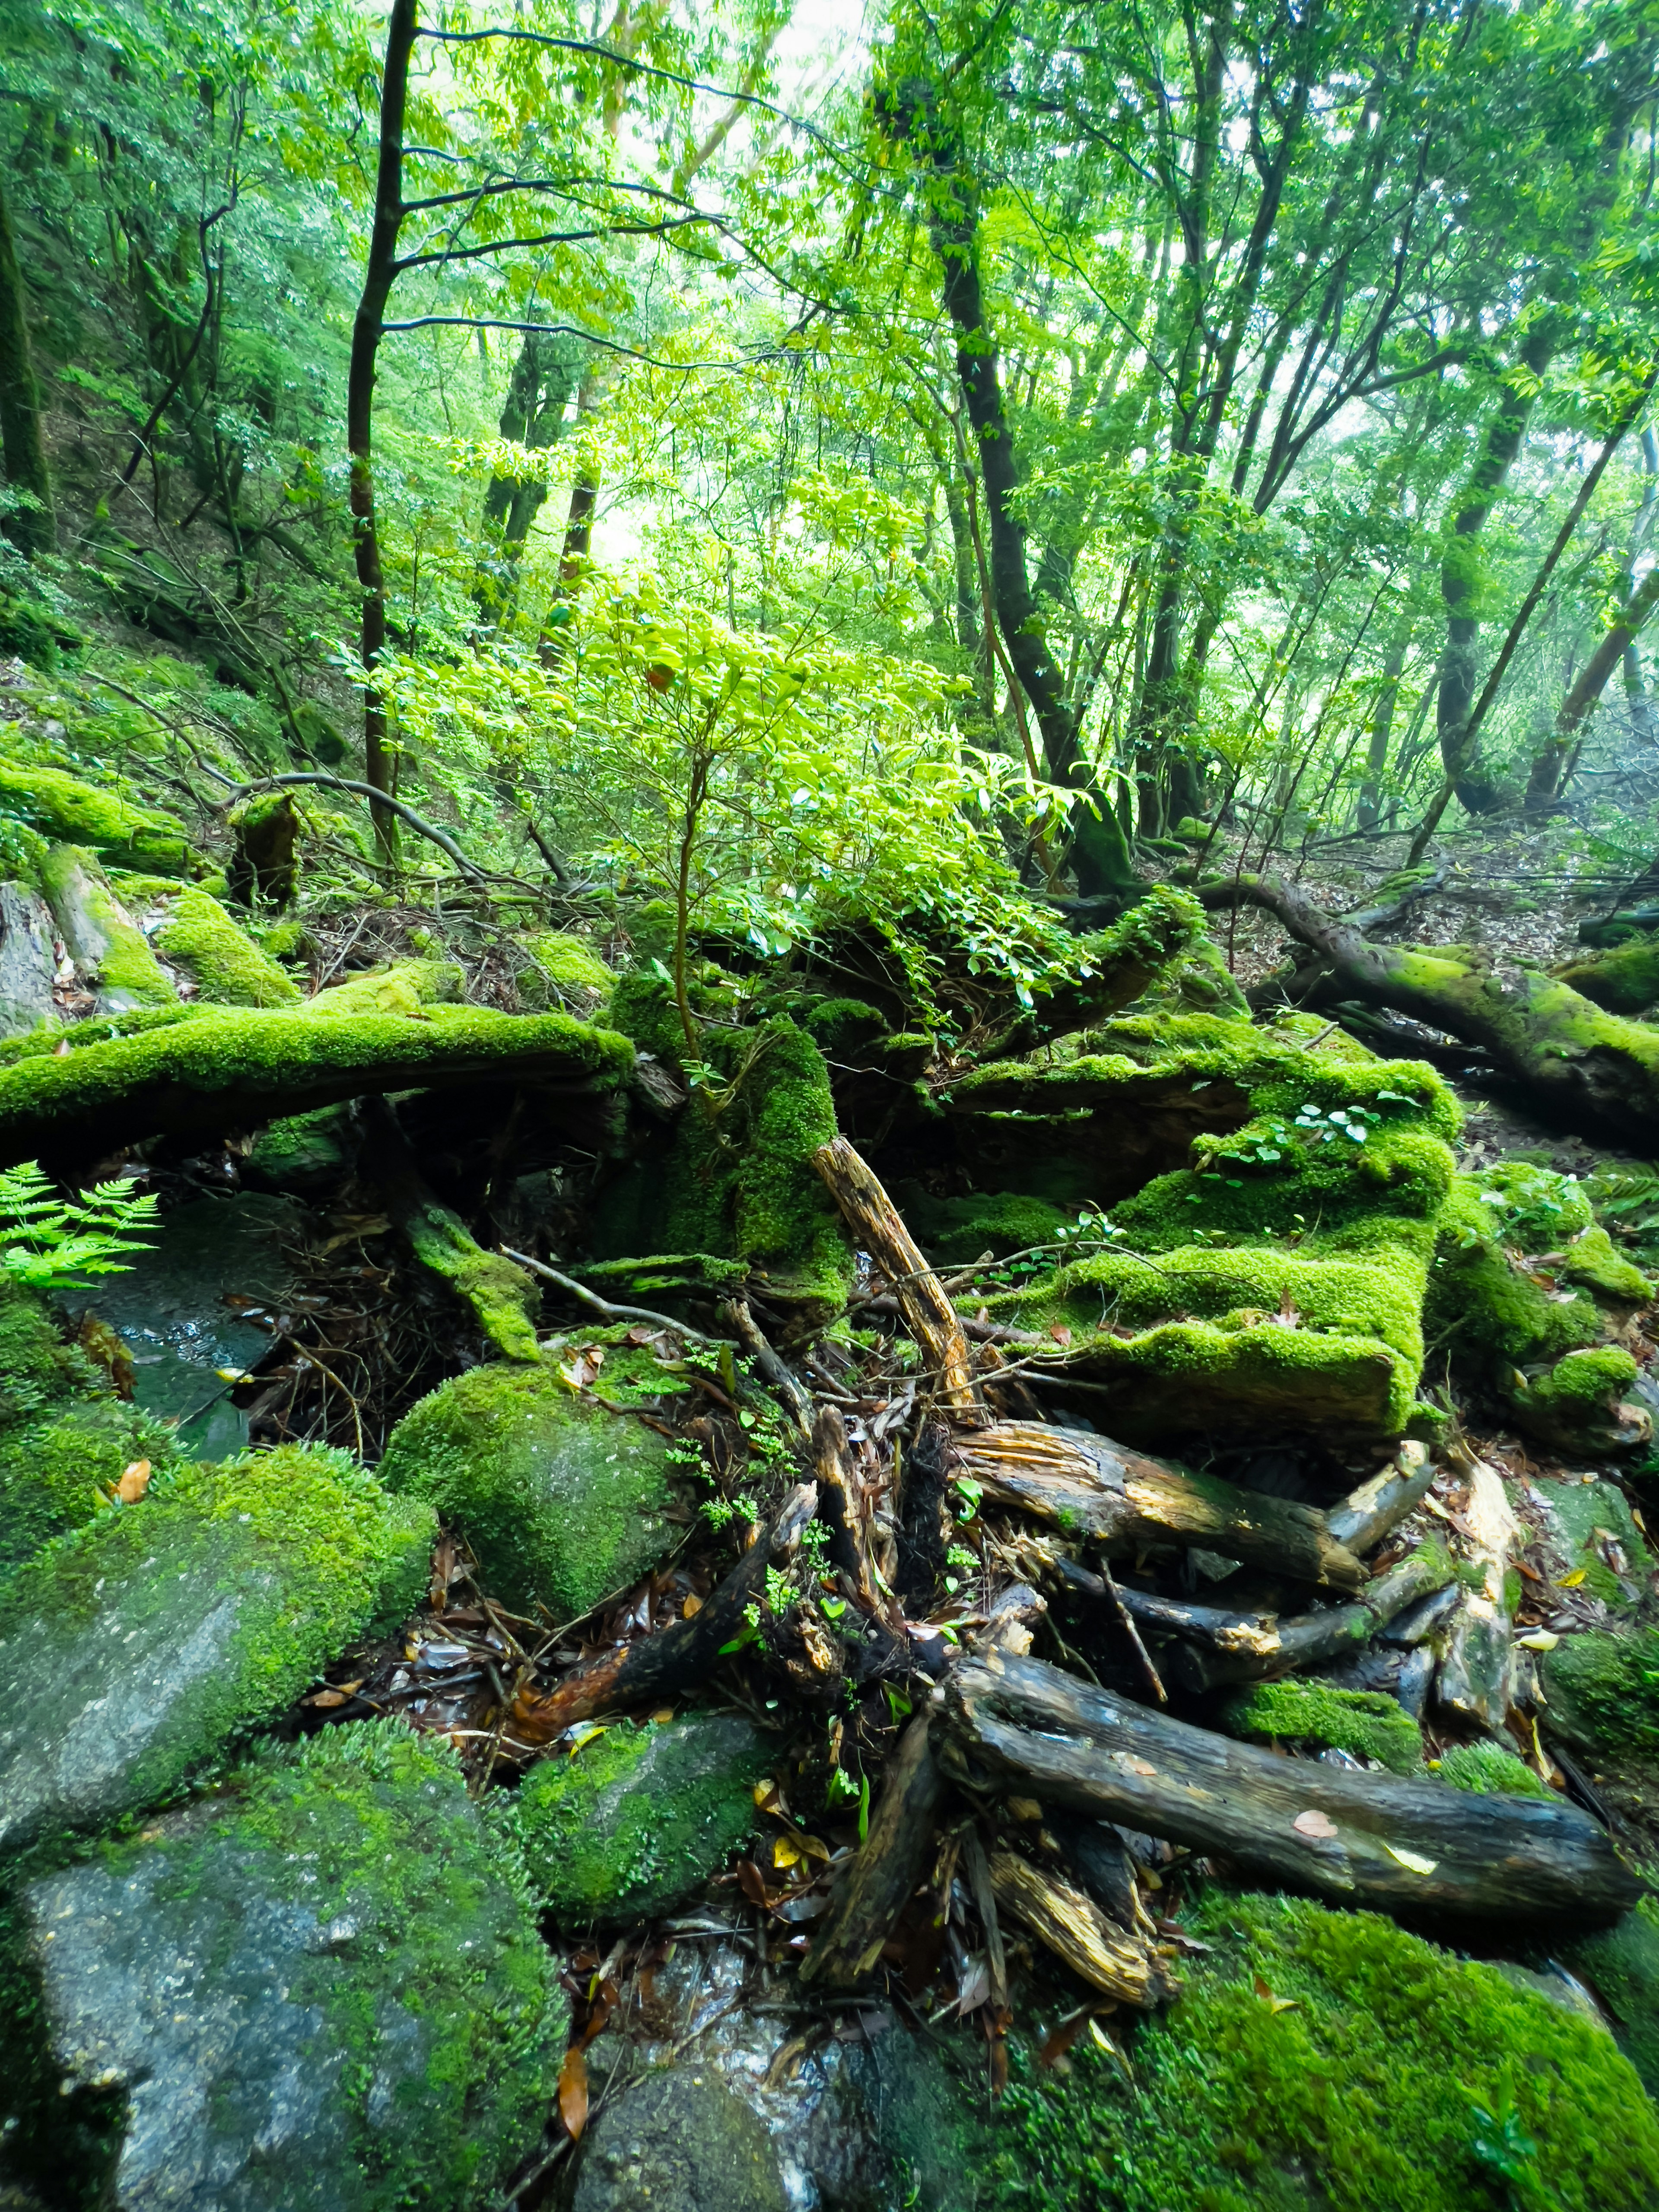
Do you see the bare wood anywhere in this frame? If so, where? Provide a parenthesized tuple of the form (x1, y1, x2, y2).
(811, 1137, 978, 1415)
(799, 1714, 947, 1988)
(988, 1852, 1173, 2007)
(954, 1423, 1367, 1590)
(942, 1649, 1639, 1926)
(959, 1826, 1008, 2007)
(1434, 1452, 1518, 1729)
(1326, 1443, 1433, 1554)
(811, 1404, 878, 1607)
(509, 1483, 817, 1746)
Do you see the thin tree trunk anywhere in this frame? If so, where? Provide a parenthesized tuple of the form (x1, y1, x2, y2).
(346, 0, 417, 865)
(0, 162, 56, 559)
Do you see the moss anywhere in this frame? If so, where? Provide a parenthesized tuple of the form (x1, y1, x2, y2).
(1560, 1224, 1655, 1304)
(1524, 1473, 1652, 1601)
(1216, 1681, 1423, 1775)
(800, 994, 890, 1055)
(514, 931, 615, 1011)
(994, 1889, 1659, 2212)
(0, 1272, 93, 1427)
(40, 845, 177, 1011)
(1436, 1741, 1550, 1796)
(1515, 1346, 1642, 1454)
(1555, 936, 1659, 1014)
(0, 759, 187, 873)
(502, 1713, 768, 1924)
(1540, 1625, 1659, 1764)
(302, 958, 464, 1016)
(0, 1398, 175, 1580)
(607, 967, 696, 1066)
(903, 1188, 1075, 1266)
(401, 1203, 542, 1363)
(0, 1002, 634, 1161)
(112, 879, 301, 1007)
(377, 1360, 676, 1618)
(1564, 1897, 1659, 2100)
(245, 1101, 361, 1192)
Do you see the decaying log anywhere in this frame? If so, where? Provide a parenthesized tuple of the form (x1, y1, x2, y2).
(1434, 1452, 1518, 1730)
(811, 1136, 978, 1415)
(1133, 1543, 1456, 1694)
(953, 1423, 1368, 1589)
(800, 1714, 946, 1989)
(1325, 1443, 1433, 1554)
(1047, 1810, 1154, 1936)
(811, 1404, 878, 1607)
(941, 1649, 1639, 1925)
(509, 1483, 817, 1746)
(722, 1297, 814, 1435)
(988, 1851, 1174, 2006)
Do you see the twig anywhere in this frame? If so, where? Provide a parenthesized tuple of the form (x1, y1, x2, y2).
(499, 1247, 734, 1344)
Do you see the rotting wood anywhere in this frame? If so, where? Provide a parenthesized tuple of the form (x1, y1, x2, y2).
(953, 1423, 1368, 1589)
(959, 1826, 1008, 2007)
(988, 1850, 1174, 2006)
(508, 1483, 817, 1747)
(799, 1713, 947, 1989)
(941, 1649, 1639, 1926)
(1434, 1450, 1519, 1730)
(1325, 1442, 1433, 1553)
(721, 1296, 814, 1435)
(811, 1136, 979, 1417)
(811, 1404, 879, 1608)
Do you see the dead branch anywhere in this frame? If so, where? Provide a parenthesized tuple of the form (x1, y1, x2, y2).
(799, 1713, 947, 1989)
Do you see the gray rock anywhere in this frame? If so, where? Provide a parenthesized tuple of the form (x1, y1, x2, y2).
(801, 2024, 996, 2212)
(1, 1723, 564, 2211)
(0, 1446, 432, 1855)
(573, 2070, 786, 2212)
(40, 846, 176, 1016)
(0, 882, 57, 1038)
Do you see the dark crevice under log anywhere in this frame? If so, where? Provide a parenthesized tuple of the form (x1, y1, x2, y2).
(800, 1712, 946, 1989)
(941, 1649, 1640, 1926)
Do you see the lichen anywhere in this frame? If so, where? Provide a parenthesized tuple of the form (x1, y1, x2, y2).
(993, 1889, 1659, 2212)
(112, 878, 301, 1007)
(377, 1361, 676, 1618)
(501, 1712, 768, 1924)
(1436, 1741, 1549, 1797)
(1216, 1681, 1423, 1775)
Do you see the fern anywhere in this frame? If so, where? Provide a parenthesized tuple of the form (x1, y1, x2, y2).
(0, 1162, 160, 1290)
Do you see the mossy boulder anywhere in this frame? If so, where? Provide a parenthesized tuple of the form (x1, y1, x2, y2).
(1540, 1625, 1659, 1769)
(0, 1723, 563, 2211)
(994, 1889, 1659, 2212)
(0, 1398, 175, 1581)
(513, 931, 615, 1011)
(572, 2069, 786, 2212)
(111, 877, 301, 1007)
(506, 1713, 768, 1925)
(1215, 1681, 1424, 1775)
(901, 1186, 1074, 1267)
(378, 1362, 677, 1618)
(302, 958, 464, 1016)
(1520, 1471, 1652, 1608)
(0, 760, 187, 874)
(245, 1101, 363, 1193)
(0, 1271, 97, 1429)
(41, 846, 177, 1015)
(1563, 1897, 1659, 2099)
(0, 1446, 433, 1856)
(1556, 935, 1659, 1015)
(1513, 1345, 1647, 1457)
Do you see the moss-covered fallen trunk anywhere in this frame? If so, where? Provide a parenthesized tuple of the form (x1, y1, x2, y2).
(0, 1001, 633, 1164)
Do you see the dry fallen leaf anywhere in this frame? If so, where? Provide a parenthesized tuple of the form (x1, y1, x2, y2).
(682, 1592, 703, 1618)
(116, 1459, 152, 1503)
(1048, 1324, 1073, 1346)
(1292, 1808, 1339, 1841)
(1253, 1974, 1300, 2013)
(557, 2045, 588, 2141)
(305, 1679, 365, 1709)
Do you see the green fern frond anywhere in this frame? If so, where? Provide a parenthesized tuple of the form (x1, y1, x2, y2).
(0, 1162, 159, 1290)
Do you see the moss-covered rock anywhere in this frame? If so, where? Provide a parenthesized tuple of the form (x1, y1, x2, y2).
(513, 931, 615, 1011)
(378, 1361, 676, 1618)
(901, 1187, 1074, 1266)
(1563, 1896, 1659, 2100)
(399, 1198, 542, 1363)
(1555, 935, 1659, 1015)
(1513, 1345, 1646, 1456)
(112, 877, 301, 1007)
(0, 1722, 563, 2211)
(41, 846, 177, 1014)
(506, 1713, 767, 1925)
(994, 1889, 1659, 2212)
(1540, 1625, 1659, 1768)
(302, 957, 464, 1016)
(1436, 1740, 1550, 1796)
(1215, 1681, 1423, 1775)
(244, 1101, 362, 1192)
(0, 1398, 174, 1581)
(1520, 1472, 1653, 1608)
(0, 1271, 94, 1428)
(0, 1446, 433, 1855)
(0, 760, 187, 874)
(1559, 1223, 1655, 1303)
(572, 2069, 786, 2212)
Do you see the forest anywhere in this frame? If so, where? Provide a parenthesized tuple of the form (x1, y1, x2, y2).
(2, 0, 1659, 2205)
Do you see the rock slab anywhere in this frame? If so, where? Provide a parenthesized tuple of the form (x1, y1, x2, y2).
(573, 2070, 786, 2212)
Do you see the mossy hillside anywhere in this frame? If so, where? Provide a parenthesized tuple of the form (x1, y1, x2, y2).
(0, 1001, 635, 1164)
(111, 877, 301, 1007)
(504, 1712, 769, 1924)
(0, 1398, 176, 1580)
(1215, 1682, 1423, 1775)
(0, 759, 188, 873)
(1435, 1741, 1550, 1797)
(513, 930, 616, 1010)
(377, 1358, 677, 1617)
(6, 1722, 563, 2211)
(41, 845, 177, 1011)
(1539, 1625, 1659, 1767)
(0, 1445, 435, 1854)
(994, 1889, 1659, 2212)
(302, 957, 464, 1015)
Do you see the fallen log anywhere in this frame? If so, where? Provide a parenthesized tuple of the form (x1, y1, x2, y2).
(0, 1002, 633, 1167)
(988, 1850, 1174, 2006)
(799, 1713, 946, 1989)
(810, 1404, 879, 1607)
(952, 1423, 1368, 1589)
(508, 1482, 818, 1746)
(1433, 1452, 1518, 1730)
(1325, 1443, 1433, 1554)
(1123, 1542, 1456, 1694)
(811, 1136, 978, 1416)
(941, 1648, 1640, 1926)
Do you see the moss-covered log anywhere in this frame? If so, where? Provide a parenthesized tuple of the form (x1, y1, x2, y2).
(0, 1001, 632, 1166)
(942, 1648, 1640, 1926)
(1198, 870, 1659, 1144)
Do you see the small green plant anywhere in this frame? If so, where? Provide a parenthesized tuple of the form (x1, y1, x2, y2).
(0, 1162, 159, 1290)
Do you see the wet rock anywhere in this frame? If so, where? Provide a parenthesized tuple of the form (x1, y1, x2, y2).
(1516, 1470, 1653, 1608)
(378, 1361, 676, 1617)
(0, 1723, 563, 2211)
(802, 2023, 995, 2212)
(0, 1446, 432, 1856)
(572, 2069, 786, 2212)
(244, 1102, 362, 1194)
(505, 1713, 768, 1926)
(0, 883, 57, 1038)
(64, 1191, 296, 1458)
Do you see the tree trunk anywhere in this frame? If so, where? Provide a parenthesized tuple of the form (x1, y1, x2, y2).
(0, 162, 55, 559)
(346, 0, 417, 865)
(942, 1649, 1640, 1926)
(476, 321, 573, 618)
